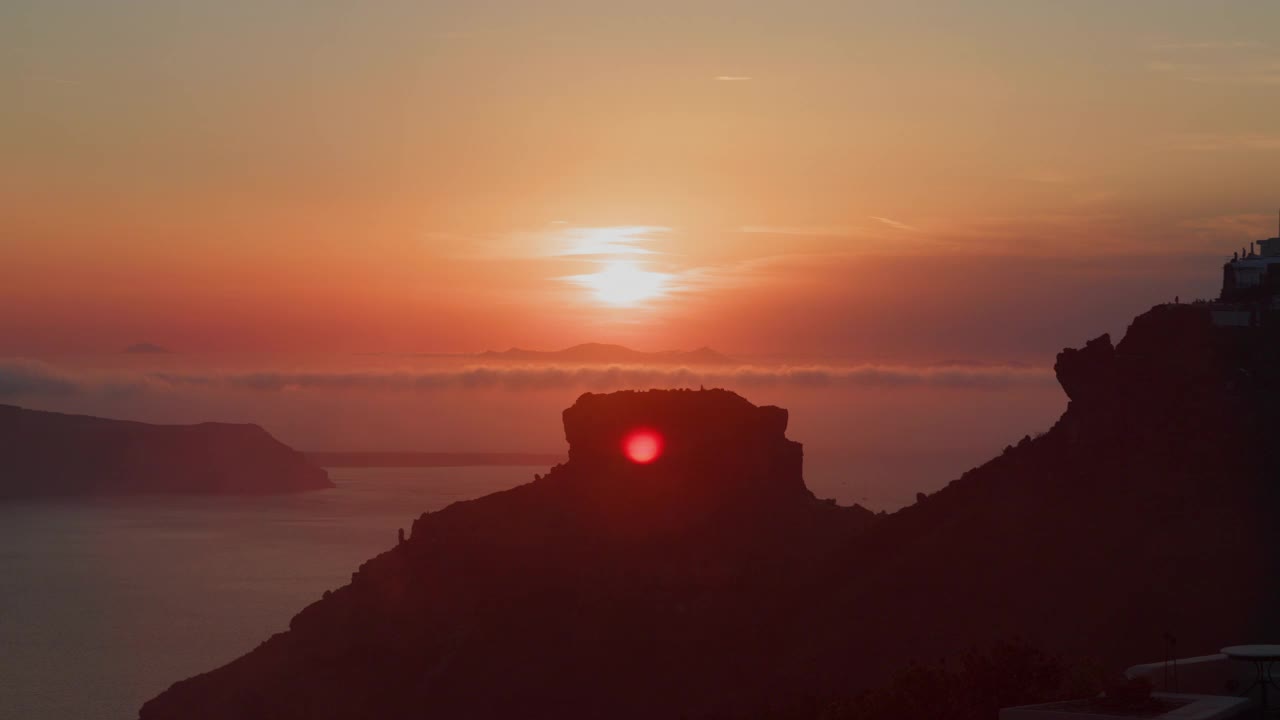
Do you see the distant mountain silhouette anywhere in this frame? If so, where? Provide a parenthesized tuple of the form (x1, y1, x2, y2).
(139, 303, 1280, 719)
(0, 405, 330, 499)
(123, 342, 172, 354)
(478, 343, 733, 364)
(306, 451, 565, 468)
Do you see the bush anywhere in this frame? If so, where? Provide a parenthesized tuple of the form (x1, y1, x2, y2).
(740, 639, 1103, 720)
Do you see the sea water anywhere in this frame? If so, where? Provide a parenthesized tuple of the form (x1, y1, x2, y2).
(0, 467, 536, 720)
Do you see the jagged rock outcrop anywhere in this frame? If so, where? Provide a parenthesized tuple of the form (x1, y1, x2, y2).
(0, 405, 330, 498)
(561, 389, 807, 517)
(1053, 333, 1117, 405)
(139, 306, 1280, 719)
(1051, 304, 1264, 444)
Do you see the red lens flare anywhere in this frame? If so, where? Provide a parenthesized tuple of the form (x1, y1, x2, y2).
(622, 429, 663, 464)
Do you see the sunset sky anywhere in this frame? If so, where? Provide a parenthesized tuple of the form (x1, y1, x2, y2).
(11, 8, 1280, 718)
(3, 0, 1279, 360)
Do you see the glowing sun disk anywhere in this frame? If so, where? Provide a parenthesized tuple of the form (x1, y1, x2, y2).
(623, 429, 663, 464)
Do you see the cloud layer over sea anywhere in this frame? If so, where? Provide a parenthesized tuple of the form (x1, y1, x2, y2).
(0, 358, 1054, 398)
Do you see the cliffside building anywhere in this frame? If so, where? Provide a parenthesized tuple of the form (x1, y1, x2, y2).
(1215, 214, 1280, 326)
(1221, 214, 1280, 302)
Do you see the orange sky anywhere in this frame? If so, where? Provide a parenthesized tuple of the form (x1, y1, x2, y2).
(2, 1, 1278, 359)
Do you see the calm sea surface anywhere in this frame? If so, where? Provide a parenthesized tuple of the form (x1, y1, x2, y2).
(0, 467, 537, 720)
(0, 451, 976, 720)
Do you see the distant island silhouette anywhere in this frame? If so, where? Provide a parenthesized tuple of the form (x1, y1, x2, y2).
(306, 451, 565, 468)
(478, 342, 733, 364)
(123, 342, 173, 354)
(0, 405, 330, 499)
(139, 298, 1280, 719)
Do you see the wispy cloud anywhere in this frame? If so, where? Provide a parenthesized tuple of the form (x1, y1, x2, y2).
(0, 359, 80, 397)
(452, 225, 671, 259)
(1019, 171, 1073, 185)
(1144, 52, 1280, 86)
(0, 359, 1055, 398)
(549, 225, 669, 257)
(737, 218, 923, 237)
(1159, 132, 1280, 152)
(869, 216, 919, 232)
(1180, 213, 1279, 240)
(1148, 40, 1264, 51)
(737, 225, 860, 237)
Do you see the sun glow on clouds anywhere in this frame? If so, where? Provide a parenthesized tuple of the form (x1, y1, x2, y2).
(568, 260, 671, 306)
(552, 226, 669, 257)
(546, 224, 679, 308)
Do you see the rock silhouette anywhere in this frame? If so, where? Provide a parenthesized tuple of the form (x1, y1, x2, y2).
(0, 405, 330, 499)
(139, 389, 871, 719)
(140, 304, 1280, 719)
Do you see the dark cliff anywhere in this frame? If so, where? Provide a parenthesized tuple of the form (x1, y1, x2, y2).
(140, 306, 1280, 718)
(0, 405, 331, 498)
(139, 389, 872, 720)
(796, 303, 1280, 686)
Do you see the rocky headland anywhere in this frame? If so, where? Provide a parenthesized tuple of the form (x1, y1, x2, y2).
(0, 405, 331, 499)
(140, 303, 1280, 719)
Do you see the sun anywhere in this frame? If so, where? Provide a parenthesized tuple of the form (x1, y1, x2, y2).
(622, 428, 664, 464)
(576, 261, 670, 306)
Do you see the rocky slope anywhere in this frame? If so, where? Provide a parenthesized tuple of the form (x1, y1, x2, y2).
(140, 304, 1280, 719)
(793, 303, 1280, 692)
(140, 389, 872, 719)
(0, 405, 331, 498)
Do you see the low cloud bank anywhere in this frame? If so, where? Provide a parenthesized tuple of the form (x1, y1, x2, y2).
(0, 359, 83, 397)
(0, 359, 1056, 399)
